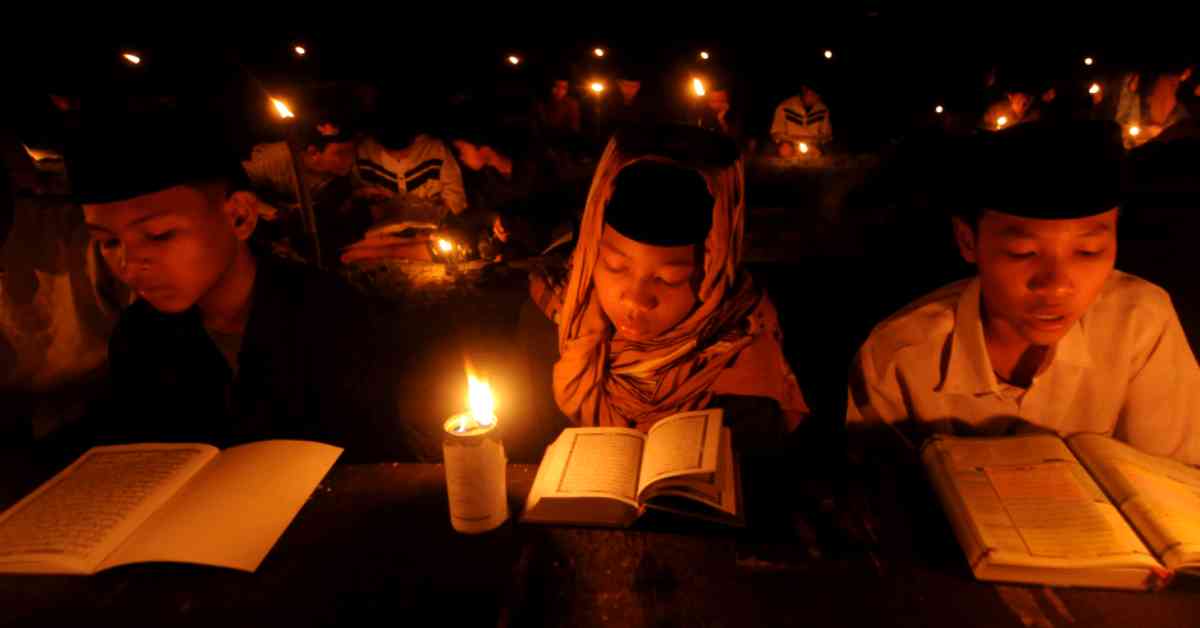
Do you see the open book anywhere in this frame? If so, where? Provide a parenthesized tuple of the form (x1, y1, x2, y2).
(0, 440, 341, 575)
(522, 408, 740, 528)
(923, 432, 1200, 590)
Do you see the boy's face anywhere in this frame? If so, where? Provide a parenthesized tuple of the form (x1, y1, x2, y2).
(305, 140, 356, 177)
(593, 225, 699, 341)
(551, 81, 569, 100)
(954, 208, 1118, 347)
(83, 184, 254, 314)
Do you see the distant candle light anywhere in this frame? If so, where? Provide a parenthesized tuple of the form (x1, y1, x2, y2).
(593, 47, 606, 58)
(1088, 82, 1101, 95)
(1084, 57, 1094, 66)
(692, 77, 706, 97)
(700, 51, 710, 60)
(271, 98, 295, 119)
(438, 238, 454, 253)
(824, 49, 833, 60)
(294, 46, 306, 56)
(1128, 125, 1141, 137)
(507, 55, 521, 65)
(121, 53, 141, 65)
(798, 142, 810, 154)
(589, 81, 606, 94)
(996, 115, 1009, 129)
(935, 105, 944, 114)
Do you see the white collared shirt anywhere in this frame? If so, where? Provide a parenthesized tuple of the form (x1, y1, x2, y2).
(847, 272, 1200, 464)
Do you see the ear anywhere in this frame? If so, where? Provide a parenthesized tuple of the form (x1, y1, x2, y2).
(224, 191, 260, 241)
(951, 217, 979, 265)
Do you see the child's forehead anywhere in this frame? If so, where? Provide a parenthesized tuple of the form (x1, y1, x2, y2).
(84, 185, 211, 227)
(980, 209, 1118, 238)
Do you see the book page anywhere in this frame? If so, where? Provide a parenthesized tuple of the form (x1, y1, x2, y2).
(638, 409, 723, 494)
(1070, 434, 1200, 567)
(927, 436, 1151, 567)
(100, 440, 341, 573)
(549, 428, 645, 504)
(0, 444, 217, 573)
(643, 427, 739, 518)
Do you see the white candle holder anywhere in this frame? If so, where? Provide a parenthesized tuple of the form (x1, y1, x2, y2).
(442, 413, 508, 534)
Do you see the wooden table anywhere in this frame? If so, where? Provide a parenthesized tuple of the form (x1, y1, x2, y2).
(1, 457, 1198, 628)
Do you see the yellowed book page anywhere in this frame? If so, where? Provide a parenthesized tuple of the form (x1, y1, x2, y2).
(548, 428, 644, 507)
(645, 427, 737, 515)
(1069, 434, 1200, 568)
(944, 434, 1075, 473)
(982, 463, 1149, 560)
(638, 409, 722, 492)
(99, 440, 341, 573)
(0, 444, 217, 574)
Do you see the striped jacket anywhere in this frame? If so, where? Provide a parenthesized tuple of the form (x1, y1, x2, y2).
(770, 96, 833, 146)
(353, 135, 467, 217)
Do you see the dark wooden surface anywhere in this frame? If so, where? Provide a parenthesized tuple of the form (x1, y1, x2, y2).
(2, 454, 1200, 628)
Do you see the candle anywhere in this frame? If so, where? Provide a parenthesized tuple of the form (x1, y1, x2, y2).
(593, 47, 606, 58)
(935, 105, 944, 114)
(122, 52, 141, 65)
(691, 77, 706, 97)
(823, 49, 833, 60)
(271, 98, 295, 119)
(699, 51, 710, 60)
(589, 81, 606, 95)
(1088, 82, 1101, 95)
(798, 141, 810, 155)
(1084, 57, 1094, 66)
(294, 45, 306, 57)
(507, 55, 521, 66)
(996, 115, 1008, 129)
(442, 369, 508, 534)
(1128, 125, 1141, 138)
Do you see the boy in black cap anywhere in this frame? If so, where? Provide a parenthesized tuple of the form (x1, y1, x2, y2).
(847, 121, 1200, 464)
(70, 111, 419, 460)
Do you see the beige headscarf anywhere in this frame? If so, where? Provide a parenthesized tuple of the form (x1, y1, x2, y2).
(532, 134, 808, 431)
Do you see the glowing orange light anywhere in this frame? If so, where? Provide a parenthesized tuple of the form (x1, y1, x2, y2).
(1128, 125, 1141, 137)
(798, 142, 810, 154)
(935, 105, 944, 114)
(691, 77, 706, 97)
(271, 98, 295, 119)
(589, 81, 606, 94)
(700, 51, 710, 60)
(1084, 57, 1094, 66)
(294, 46, 306, 56)
(438, 238, 453, 252)
(122, 53, 141, 65)
(507, 55, 520, 65)
(593, 47, 605, 58)
(467, 369, 496, 427)
(996, 115, 1009, 129)
(823, 50, 833, 60)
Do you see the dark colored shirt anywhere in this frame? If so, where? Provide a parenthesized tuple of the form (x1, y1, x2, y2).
(95, 254, 418, 461)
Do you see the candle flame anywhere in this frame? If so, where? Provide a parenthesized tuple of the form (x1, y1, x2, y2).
(1088, 83, 1101, 95)
(935, 105, 944, 114)
(590, 81, 606, 94)
(507, 55, 520, 65)
(22, 144, 58, 163)
(294, 46, 306, 56)
(1084, 57, 1094, 66)
(122, 53, 141, 65)
(1128, 125, 1141, 137)
(271, 98, 295, 119)
(823, 50, 833, 60)
(466, 367, 496, 427)
(437, 238, 453, 252)
(996, 115, 1008, 129)
(798, 142, 810, 154)
(700, 51, 710, 60)
(692, 77, 706, 97)
(593, 47, 606, 58)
